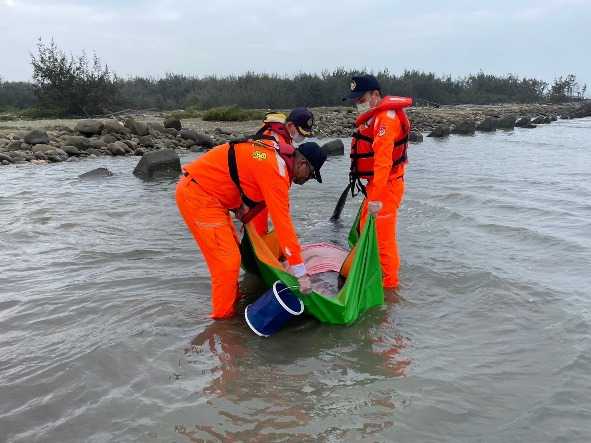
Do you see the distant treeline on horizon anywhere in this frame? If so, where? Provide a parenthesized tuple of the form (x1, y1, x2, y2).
(0, 40, 587, 117)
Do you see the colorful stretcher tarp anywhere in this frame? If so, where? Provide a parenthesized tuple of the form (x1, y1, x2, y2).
(241, 215, 384, 325)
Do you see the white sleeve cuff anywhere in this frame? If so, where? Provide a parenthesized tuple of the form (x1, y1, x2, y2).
(290, 263, 307, 278)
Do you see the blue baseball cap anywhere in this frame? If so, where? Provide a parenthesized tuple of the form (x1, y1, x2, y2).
(287, 107, 314, 136)
(297, 142, 327, 183)
(343, 74, 382, 101)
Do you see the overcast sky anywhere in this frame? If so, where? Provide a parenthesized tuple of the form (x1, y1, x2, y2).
(1, 0, 589, 90)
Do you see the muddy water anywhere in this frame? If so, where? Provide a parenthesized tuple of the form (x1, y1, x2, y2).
(1, 118, 590, 442)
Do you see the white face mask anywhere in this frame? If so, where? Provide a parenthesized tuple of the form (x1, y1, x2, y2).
(291, 130, 305, 143)
(356, 101, 371, 114)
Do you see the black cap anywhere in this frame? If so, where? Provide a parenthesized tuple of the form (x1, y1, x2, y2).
(343, 74, 381, 101)
(297, 142, 327, 183)
(287, 107, 314, 136)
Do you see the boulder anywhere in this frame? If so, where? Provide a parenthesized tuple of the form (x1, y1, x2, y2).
(531, 116, 549, 124)
(320, 139, 344, 156)
(8, 151, 30, 162)
(75, 119, 104, 136)
(147, 122, 166, 134)
(0, 153, 12, 163)
(31, 144, 55, 154)
(451, 120, 476, 135)
(62, 145, 81, 156)
(515, 117, 532, 128)
(79, 167, 114, 179)
(496, 115, 516, 130)
(102, 119, 130, 135)
(408, 130, 423, 143)
(107, 141, 128, 156)
(164, 117, 182, 131)
(124, 117, 149, 136)
(138, 135, 154, 147)
(89, 138, 107, 149)
(46, 148, 68, 163)
(133, 149, 181, 180)
(179, 129, 215, 148)
(476, 117, 497, 132)
(24, 130, 49, 145)
(164, 127, 178, 136)
(63, 135, 92, 150)
(427, 125, 450, 138)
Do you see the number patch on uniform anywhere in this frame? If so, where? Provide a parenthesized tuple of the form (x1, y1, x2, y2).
(252, 151, 267, 160)
(377, 127, 386, 137)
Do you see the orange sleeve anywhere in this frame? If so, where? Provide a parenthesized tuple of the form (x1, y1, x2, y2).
(256, 166, 303, 267)
(368, 111, 403, 202)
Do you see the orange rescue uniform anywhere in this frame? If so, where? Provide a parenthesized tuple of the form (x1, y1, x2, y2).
(176, 139, 304, 319)
(353, 97, 409, 288)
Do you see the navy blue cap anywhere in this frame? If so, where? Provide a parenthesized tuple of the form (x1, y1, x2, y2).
(297, 142, 327, 183)
(287, 107, 314, 136)
(343, 74, 382, 101)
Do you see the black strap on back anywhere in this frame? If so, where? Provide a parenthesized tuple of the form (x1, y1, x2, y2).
(227, 142, 261, 209)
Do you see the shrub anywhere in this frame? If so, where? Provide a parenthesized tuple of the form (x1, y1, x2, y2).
(202, 106, 265, 121)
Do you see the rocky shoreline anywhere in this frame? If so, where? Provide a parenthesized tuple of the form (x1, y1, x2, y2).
(1, 101, 590, 167)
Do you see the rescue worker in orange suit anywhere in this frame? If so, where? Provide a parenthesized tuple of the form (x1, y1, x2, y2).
(250, 107, 315, 236)
(176, 139, 327, 319)
(344, 74, 412, 289)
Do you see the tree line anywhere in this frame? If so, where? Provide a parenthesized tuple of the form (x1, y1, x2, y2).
(0, 39, 587, 117)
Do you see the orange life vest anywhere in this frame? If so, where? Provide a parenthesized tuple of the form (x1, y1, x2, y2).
(350, 96, 412, 181)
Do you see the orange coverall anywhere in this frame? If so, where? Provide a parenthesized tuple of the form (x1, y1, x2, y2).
(357, 109, 405, 289)
(250, 128, 293, 236)
(176, 140, 304, 319)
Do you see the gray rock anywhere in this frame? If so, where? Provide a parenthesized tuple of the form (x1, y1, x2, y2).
(138, 135, 154, 147)
(409, 130, 423, 143)
(107, 141, 128, 156)
(515, 117, 532, 128)
(102, 119, 130, 135)
(476, 117, 497, 132)
(8, 151, 30, 162)
(427, 125, 451, 137)
(75, 119, 104, 136)
(320, 139, 345, 156)
(133, 149, 181, 180)
(24, 129, 49, 145)
(451, 120, 476, 135)
(4, 140, 24, 151)
(134, 148, 145, 156)
(179, 129, 214, 148)
(567, 102, 591, 119)
(33, 151, 47, 160)
(47, 148, 68, 163)
(147, 122, 166, 134)
(89, 138, 107, 149)
(214, 127, 233, 136)
(124, 117, 149, 136)
(190, 145, 207, 152)
(1, 160, 9, 166)
(164, 127, 178, 136)
(531, 116, 549, 124)
(62, 145, 81, 156)
(101, 134, 117, 144)
(79, 167, 114, 179)
(31, 144, 55, 154)
(496, 115, 516, 129)
(0, 153, 12, 163)
(63, 135, 92, 150)
(86, 148, 103, 156)
(164, 117, 182, 131)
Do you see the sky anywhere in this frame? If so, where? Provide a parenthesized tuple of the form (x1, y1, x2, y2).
(0, 0, 590, 91)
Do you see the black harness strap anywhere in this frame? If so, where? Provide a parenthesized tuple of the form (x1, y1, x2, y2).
(227, 142, 262, 209)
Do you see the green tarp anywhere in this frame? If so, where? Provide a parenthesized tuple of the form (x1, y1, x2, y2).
(241, 214, 384, 325)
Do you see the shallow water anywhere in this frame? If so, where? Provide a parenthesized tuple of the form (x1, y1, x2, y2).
(1, 118, 591, 442)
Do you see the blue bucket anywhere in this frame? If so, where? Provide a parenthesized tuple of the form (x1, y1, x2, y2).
(244, 281, 304, 337)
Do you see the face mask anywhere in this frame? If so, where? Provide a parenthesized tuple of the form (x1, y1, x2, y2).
(356, 101, 371, 114)
(291, 130, 305, 143)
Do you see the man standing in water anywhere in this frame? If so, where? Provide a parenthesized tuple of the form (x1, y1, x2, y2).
(176, 138, 327, 319)
(344, 74, 412, 289)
